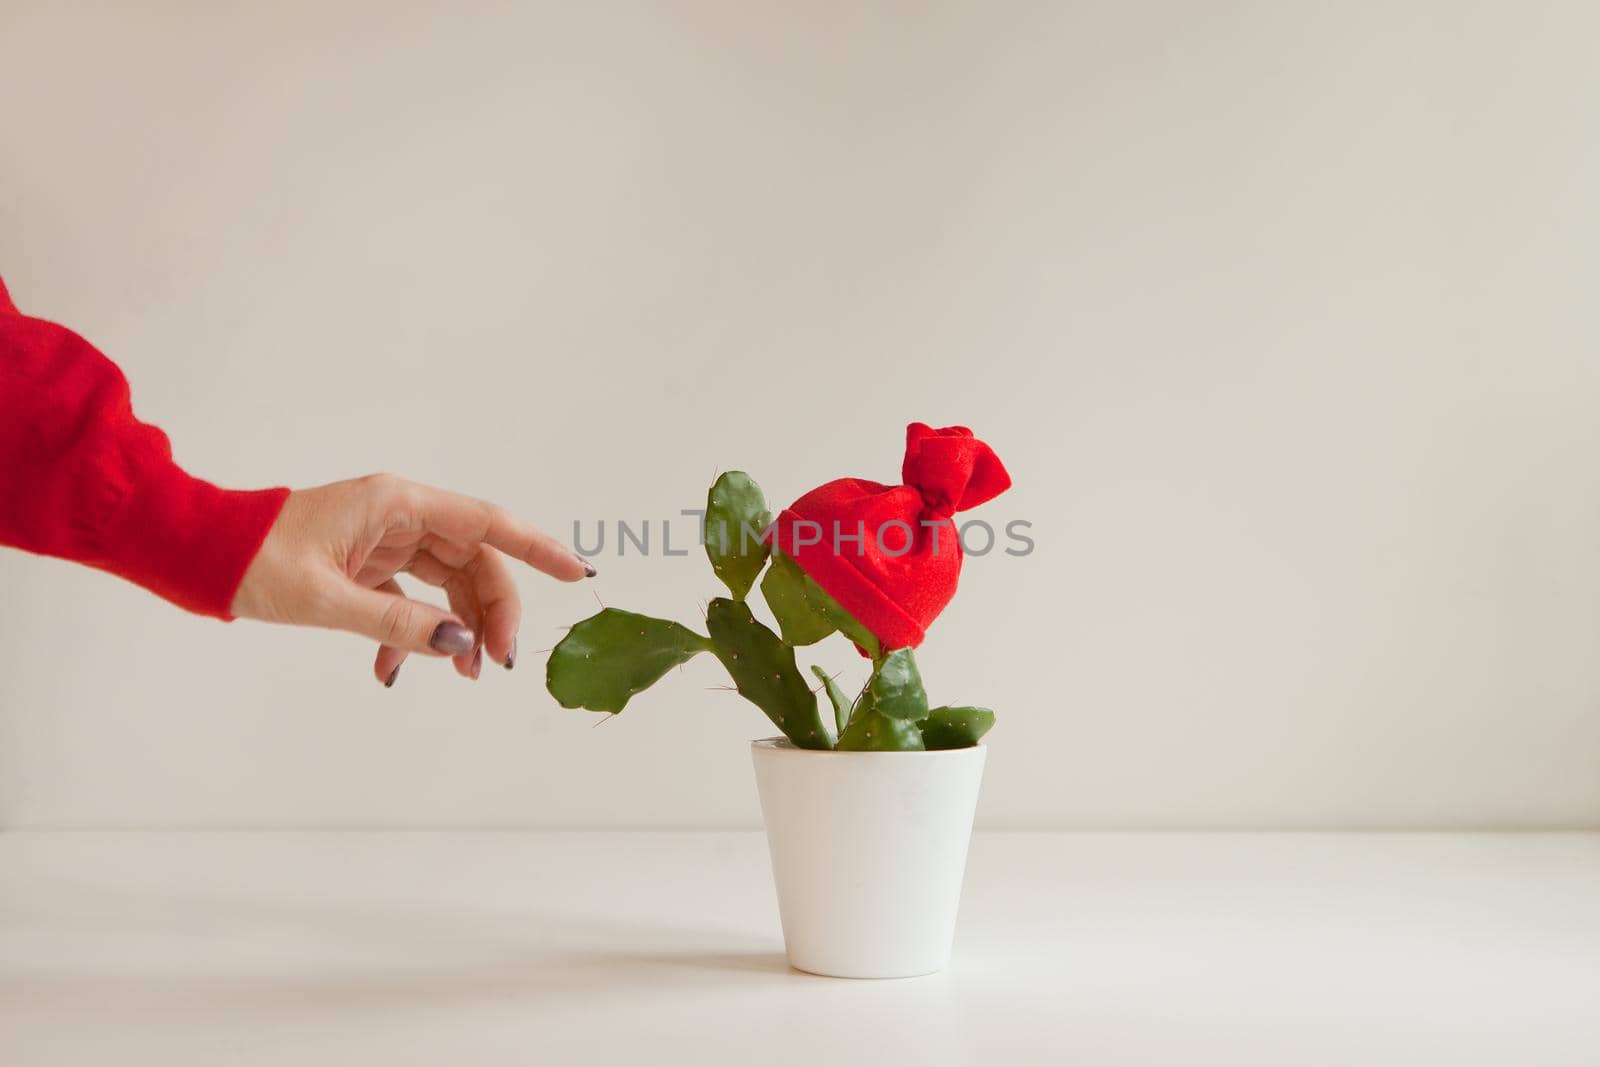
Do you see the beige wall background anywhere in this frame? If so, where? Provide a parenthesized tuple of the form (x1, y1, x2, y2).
(2, 1, 1597, 829)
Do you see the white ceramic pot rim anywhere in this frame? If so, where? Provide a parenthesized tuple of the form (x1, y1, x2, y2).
(752, 737, 986, 759)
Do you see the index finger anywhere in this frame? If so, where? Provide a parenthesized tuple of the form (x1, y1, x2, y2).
(407, 483, 594, 583)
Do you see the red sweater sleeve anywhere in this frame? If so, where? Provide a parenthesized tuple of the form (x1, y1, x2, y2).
(0, 276, 289, 619)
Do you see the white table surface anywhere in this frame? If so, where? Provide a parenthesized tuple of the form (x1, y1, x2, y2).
(2, 831, 1597, 1065)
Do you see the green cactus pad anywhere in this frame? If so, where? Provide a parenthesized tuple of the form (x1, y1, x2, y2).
(760, 551, 836, 646)
(759, 550, 881, 657)
(704, 472, 772, 600)
(546, 609, 712, 713)
(836, 707, 926, 750)
(833, 674, 925, 750)
(865, 647, 929, 721)
(811, 665, 853, 737)
(706, 597, 831, 749)
(920, 706, 996, 749)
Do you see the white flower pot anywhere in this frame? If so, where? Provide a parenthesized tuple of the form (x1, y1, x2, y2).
(750, 738, 987, 978)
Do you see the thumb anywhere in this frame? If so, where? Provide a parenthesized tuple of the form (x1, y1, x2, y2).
(325, 581, 477, 656)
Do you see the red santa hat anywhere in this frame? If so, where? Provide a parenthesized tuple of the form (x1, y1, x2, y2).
(770, 423, 1011, 650)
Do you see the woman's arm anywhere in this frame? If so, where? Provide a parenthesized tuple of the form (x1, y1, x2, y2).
(0, 275, 593, 686)
(0, 276, 288, 618)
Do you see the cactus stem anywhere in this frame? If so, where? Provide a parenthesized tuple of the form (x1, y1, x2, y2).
(706, 597, 830, 750)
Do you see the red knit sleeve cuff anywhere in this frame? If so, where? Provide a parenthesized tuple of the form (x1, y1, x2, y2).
(102, 478, 290, 620)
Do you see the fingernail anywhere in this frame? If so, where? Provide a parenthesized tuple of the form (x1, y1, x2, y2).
(384, 666, 400, 688)
(579, 557, 597, 578)
(471, 646, 483, 680)
(504, 639, 516, 671)
(430, 621, 475, 655)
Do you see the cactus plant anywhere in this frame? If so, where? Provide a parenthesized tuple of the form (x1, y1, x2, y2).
(545, 469, 996, 752)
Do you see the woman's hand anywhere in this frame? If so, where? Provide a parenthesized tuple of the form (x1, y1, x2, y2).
(231, 474, 594, 686)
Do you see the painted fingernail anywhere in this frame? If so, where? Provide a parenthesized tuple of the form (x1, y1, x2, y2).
(471, 646, 483, 680)
(504, 639, 516, 671)
(430, 621, 475, 655)
(579, 557, 597, 578)
(384, 666, 400, 688)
